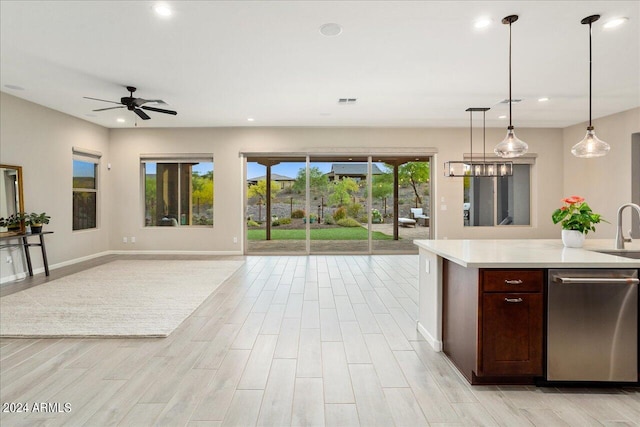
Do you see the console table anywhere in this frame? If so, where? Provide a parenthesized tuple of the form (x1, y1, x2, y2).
(0, 231, 53, 276)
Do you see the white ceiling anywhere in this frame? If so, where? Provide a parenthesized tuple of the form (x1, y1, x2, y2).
(1, 1, 638, 129)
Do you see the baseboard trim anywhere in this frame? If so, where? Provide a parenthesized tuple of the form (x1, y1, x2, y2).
(0, 272, 28, 284)
(417, 321, 443, 352)
(108, 250, 244, 256)
(1, 249, 245, 285)
(1, 250, 112, 285)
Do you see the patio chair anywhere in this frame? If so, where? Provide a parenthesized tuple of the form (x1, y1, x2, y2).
(410, 208, 430, 227)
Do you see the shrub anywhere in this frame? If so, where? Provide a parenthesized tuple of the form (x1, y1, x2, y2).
(247, 219, 260, 227)
(337, 217, 361, 227)
(347, 203, 363, 218)
(279, 218, 291, 225)
(323, 215, 335, 225)
(291, 209, 305, 219)
(371, 208, 383, 223)
(333, 207, 347, 221)
(272, 219, 281, 226)
(358, 215, 368, 223)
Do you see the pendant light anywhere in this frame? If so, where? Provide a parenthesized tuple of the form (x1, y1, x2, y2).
(494, 15, 528, 158)
(444, 108, 513, 177)
(571, 15, 610, 158)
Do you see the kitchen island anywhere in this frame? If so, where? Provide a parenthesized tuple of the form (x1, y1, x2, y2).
(414, 239, 640, 384)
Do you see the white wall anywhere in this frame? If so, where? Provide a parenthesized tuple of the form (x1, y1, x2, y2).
(108, 126, 565, 252)
(562, 107, 640, 238)
(4, 92, 636, 271)
(1, 93, 110, 282)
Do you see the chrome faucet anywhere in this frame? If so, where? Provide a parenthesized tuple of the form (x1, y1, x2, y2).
(615, 203, 640, 249)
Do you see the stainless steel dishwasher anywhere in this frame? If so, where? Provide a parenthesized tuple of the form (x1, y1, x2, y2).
(547, 269, 639, 382)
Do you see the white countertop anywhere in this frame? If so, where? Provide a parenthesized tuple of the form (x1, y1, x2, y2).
(413, 239, 640, 268)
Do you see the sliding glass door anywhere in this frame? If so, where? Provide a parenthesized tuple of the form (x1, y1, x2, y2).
(245, 155, 431, 254)
(246, 157, 307, 253)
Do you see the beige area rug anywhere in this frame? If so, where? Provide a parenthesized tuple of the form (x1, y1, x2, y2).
(0, 259, 244, 338)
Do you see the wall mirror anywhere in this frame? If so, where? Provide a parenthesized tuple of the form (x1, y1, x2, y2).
(0, 164, 25, 234)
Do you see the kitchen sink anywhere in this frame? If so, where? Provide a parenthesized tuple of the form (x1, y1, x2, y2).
(592, 250, 640, 260)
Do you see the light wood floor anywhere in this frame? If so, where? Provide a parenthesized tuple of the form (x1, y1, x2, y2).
(1, 255, 639, 426)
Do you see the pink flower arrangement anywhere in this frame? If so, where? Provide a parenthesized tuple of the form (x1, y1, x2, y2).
(552, 195, 605, 234)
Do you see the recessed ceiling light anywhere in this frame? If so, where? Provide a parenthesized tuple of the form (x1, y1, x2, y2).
(247, 117, 255, 122)
(498, 115, 507, 119)
(117, 118, 126, 123)
(603, 17, 629, 29)
(538, 97, 549, 102)
(319, 23, 343, 37)
(474, 18, 493, 29)
(153, 3, 172, 17)
(4, 84, 24, 90)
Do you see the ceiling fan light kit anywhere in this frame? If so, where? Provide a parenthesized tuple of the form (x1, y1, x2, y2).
(571, 14, 611, 158)
(84, 86, 177, 121)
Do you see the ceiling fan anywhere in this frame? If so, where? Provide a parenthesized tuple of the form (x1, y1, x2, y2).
(84, 86, 177, 120)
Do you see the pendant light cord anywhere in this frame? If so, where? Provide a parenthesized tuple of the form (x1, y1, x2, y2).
(508, 20, 513, 129)
(483, 110, 486, 163)
(588, 21, 593, 128)
(469, 109, 473, 164)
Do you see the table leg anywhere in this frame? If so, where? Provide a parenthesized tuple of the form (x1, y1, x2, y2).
(22, 235, 34, 276)
(39, 234, 50, 276)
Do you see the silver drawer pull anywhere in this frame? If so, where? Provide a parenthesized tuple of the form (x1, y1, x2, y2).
(504, 279, 523, 285)
(504, 297, 523, 303)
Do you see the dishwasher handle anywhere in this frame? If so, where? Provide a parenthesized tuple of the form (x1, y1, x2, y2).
(554, 276, 639, 285)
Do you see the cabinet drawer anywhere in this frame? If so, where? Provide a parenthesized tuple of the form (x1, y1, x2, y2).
(482, 270, 543, 292)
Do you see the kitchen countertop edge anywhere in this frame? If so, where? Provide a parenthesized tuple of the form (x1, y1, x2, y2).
(413, 239, 640, 269)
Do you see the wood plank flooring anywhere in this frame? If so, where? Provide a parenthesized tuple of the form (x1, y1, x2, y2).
(1, 255, 639, 426)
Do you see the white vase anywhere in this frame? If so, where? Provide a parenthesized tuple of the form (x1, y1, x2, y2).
(562, 229, 585, 248)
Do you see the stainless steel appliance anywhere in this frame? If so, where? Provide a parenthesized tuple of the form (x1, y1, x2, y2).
(547, 269, 639, 382)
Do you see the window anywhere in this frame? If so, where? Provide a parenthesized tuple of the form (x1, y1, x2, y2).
(73, 148, 100, 231)
(464, 164, 531, 226)
(142, 157, 213, 227)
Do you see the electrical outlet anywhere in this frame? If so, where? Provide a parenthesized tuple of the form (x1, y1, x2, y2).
(233, 237, 238, 244)
(6, 256, 12, 264)
(131, 237, 136, 243)
(123, 237, 128, 243)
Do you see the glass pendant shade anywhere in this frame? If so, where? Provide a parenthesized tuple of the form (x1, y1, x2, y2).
(494, 15, 527, 159)
(494, 127, 528, 158)
(571, 127, 610, 158)
(573, 15, 610, 158)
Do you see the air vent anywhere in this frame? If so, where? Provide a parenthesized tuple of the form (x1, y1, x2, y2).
(499, 98, 522, 103)
(338, 98, 357, 104)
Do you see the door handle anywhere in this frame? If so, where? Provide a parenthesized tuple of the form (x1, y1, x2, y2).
(504, 297, 523, 303)
(554, 277, 639, 285)
(504, 279, 523, 285)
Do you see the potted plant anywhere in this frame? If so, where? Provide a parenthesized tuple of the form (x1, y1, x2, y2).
(0, 212, 26, 232)
(552, 196, 605, 248)
(25, 212, 50, 234)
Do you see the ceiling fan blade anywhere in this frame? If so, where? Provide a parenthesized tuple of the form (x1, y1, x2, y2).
(93, 106, 125, 112)
(136, 98, 165, 106)
(133, 108, 151, 120)
(83, 96, 121, 104)
(141, 106, 177, 115)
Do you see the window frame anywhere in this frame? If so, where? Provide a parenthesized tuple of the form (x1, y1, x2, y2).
(463, 156, 535, 227)
(72, 147, 101, 231)
(140, 154, 214, 228)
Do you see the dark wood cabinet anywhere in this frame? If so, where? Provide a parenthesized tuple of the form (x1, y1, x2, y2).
(443, 260, 544, 384)
(480, 292, 543, 376)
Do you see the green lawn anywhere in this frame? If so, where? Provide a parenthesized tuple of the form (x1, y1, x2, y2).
(247, 227, 395, 240)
